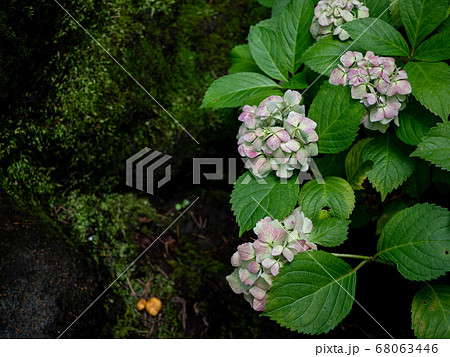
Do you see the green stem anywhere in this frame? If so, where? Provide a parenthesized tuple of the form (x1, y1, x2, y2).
(333, 253, 397, 268)
(353, 259, 369, 272)
(332, 253, 372, 260)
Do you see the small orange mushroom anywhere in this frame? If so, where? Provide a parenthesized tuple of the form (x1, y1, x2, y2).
(136, 298, 147, 311)
(145, 297, 162, 316)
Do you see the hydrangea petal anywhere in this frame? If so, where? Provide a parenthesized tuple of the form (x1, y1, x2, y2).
(226, 269, 243, 294)
(237, 242, 255, 261)
(239, 268, 258, 286)
(283, 247, 295, 262)
(249, 286, 267, 300)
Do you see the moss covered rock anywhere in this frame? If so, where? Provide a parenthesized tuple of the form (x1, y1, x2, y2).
(0, 192, 101, 338)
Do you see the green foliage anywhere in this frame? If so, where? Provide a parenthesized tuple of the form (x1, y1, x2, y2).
(405, 160, 432, 200)
(302, 38, 363, 77)
(248, 26, 289, 81)
(364, 0, 391, 22)
(281, 71, 308, 89)
(404, 61, 450, 120)
(411, 122, 450, 172)
(414, 32, 450, 62)
(342, 18, 410, 56)
(399, 0, 448, 51)
(375, 199, 416, 235)
(272, 0, 292, 17)
(437, 16, 450, 34)
(309, 83, 366, 154)
(315, 151, 348, 179)
(345, 138, 374, 190)
(396, 102, 440, 146)
(229, 45, 263, 74)
(298, 176, 356, 221)
(362, 134, 415, 200)
(201, 73, 280, 108)
(377, 203, 450, 281)
(411, 284, 450, 339)
(390, 0, 403, 28)
(308, 217, 350, 247)
(277, 0, 314, 74)
(197, 0, 450, 338)
(231, 172, 300, 236)
(265, 251, 356, 335)
(255, 17, 279, 31)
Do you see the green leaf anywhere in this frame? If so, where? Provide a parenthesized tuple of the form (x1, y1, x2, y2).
(230, 172, 299, 236)
(411, 122, 450, 172)
(277, 0, 314, 74)
(302, 38, 363, 77)
(255, 17, 279, 31)
(249, 26, 289, 81)
(414, 32, 450, 62)
(390, 0, 403, 28)
(377, 203, 450, 281)
(257, 0, 275, 7)
(405, 160, 431, 199)
(265, 251, 356, 335)
(364, 0, 391, 22)
(376, 199, 416, 235)
(201, 73, 280, 108)
(404, 62, 450, 121)
(309, 83, 366, 154)
(228, 45, 263, 75)
(395, 102, 440, 146)
(399, 0, 448, 50)
(298, 176, 356, 221)
(437, 16, 450, 34)
(342, 18, 410, 56)
(243, 88, 285, 106)
(309, 217, 350, 247)
(281, 71, 308, 90)
(272, 0, 292, 17)
(345, 138, 374, 190)
(315, 151, 348, 179)
(412, 284, 450, 339)
(362, 133, 415, 200)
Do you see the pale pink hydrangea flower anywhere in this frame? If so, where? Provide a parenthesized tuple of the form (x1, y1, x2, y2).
(329, 50, 412, 133)
(310, 0, 370, 41)
(237, 90, 319, 178)
(226, 208, 316, 312)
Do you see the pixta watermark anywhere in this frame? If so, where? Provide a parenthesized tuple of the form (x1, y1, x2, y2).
(126, 147, 319, 195)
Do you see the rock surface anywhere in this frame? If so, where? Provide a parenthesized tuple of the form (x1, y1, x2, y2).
(0, 193, 101, 338)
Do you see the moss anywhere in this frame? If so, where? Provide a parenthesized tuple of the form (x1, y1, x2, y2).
(168, 239, 225, 299)
(1, 0, 271, 338)
(0, 0, 268, 205)
(106, 270, 184, 338)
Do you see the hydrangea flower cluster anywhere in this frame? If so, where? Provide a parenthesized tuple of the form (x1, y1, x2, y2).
(310, 0, 369, 41)
(226, 208, 317, 311)
(329, 51, 412, 133)
(237, 90, 319, 179)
